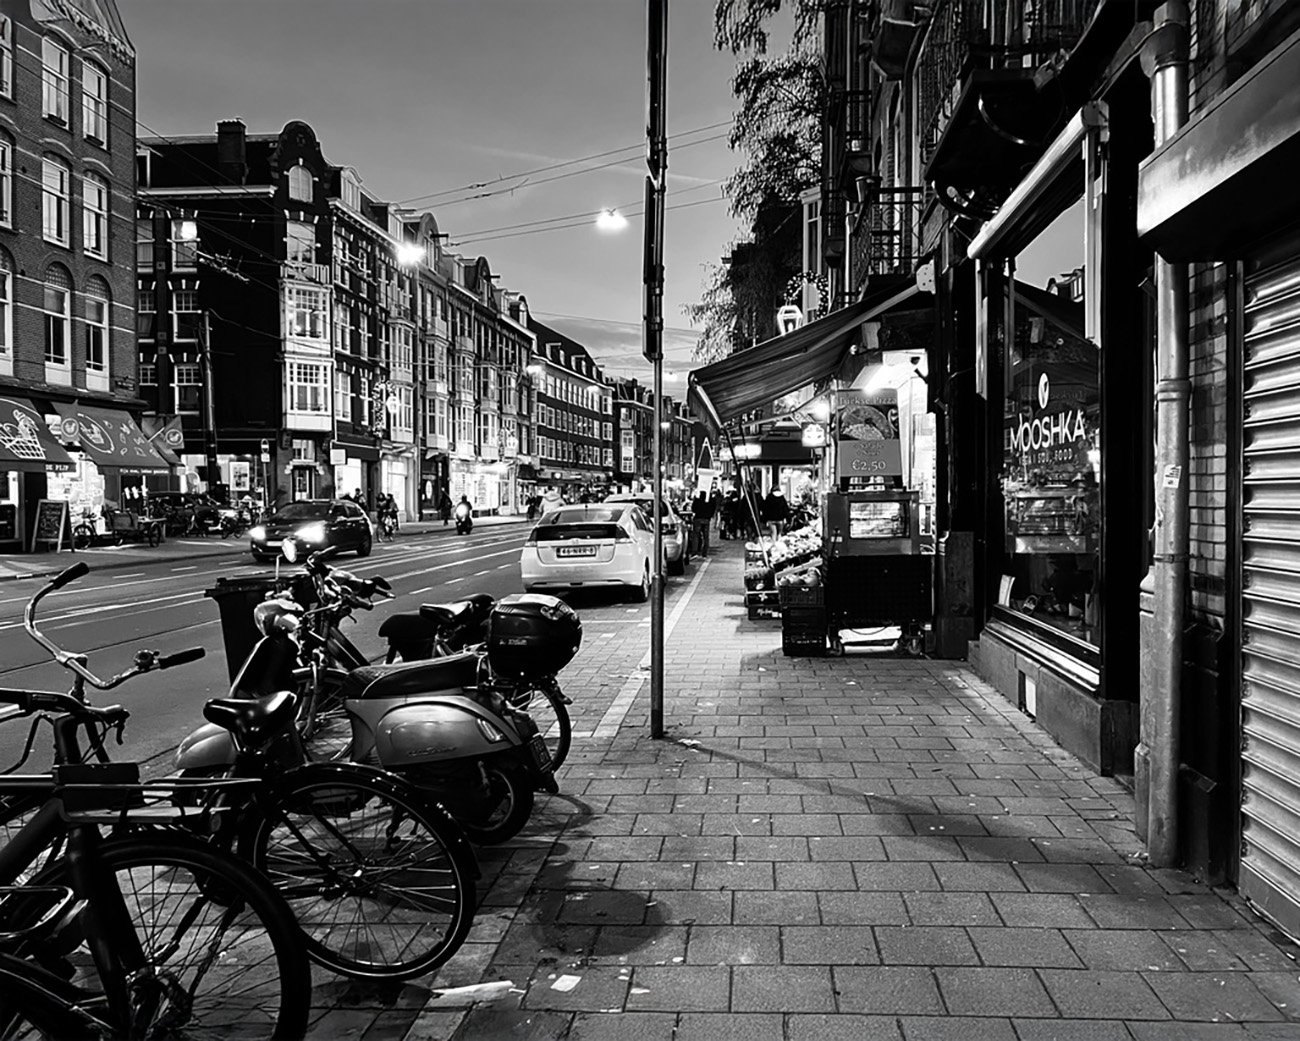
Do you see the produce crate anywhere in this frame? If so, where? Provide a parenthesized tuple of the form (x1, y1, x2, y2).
(745, 589, 782, 620)
(779, 584, 824, 608)
(782, 632, 827, 657)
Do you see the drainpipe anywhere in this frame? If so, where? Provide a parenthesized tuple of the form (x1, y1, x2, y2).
(1139, 0, 1191, 868)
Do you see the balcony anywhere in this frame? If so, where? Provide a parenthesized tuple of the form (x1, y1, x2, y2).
(284, 262, 330, 285)
(850, 185, 925, 294)
(915, 0, 1098, 217)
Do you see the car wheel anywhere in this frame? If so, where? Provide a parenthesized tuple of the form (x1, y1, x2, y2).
(668, 552, 685, 576)
(356, 532, 372, 557)
(630, 565, 649, 603)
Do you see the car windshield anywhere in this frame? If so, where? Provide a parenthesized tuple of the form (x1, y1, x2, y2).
(273, 502, 329, 522)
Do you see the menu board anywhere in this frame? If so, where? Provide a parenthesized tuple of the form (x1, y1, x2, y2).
(30, 500, 68, 553)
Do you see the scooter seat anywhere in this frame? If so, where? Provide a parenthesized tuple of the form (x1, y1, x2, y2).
(341, 651, 482, 700)
(377, 612, 442, 641)
(419, 601, 473, 626)
(203, 691, 298, 745)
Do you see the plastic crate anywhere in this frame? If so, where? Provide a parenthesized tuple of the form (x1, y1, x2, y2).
(779, 584, 824, 608)
(782, 632, 826, 657)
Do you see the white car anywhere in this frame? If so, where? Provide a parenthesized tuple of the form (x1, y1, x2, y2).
(603, 493, 690, 574)
(521, 504, 655, 601)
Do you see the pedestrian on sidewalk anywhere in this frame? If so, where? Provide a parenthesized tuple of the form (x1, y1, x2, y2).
(438, 490, 452, 526)
(691, 490, 714, 557)
(761, 486, 788, 541)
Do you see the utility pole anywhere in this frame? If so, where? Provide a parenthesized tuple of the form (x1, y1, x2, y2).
(198, 311, 221, 494)
(151, 208, 173, 417)
(644, 0, 668, 738)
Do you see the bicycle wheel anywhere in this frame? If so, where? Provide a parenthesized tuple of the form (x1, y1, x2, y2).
(243, 764, 476, 981)
(294, 671, 354, 763)
(0, 950, 109, 1039)
(509, 684, 571, 772)
(31, 831, 310, 1040)
(71, 525, 95, 552)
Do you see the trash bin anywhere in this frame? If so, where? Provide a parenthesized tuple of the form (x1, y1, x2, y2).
(204, 576, 285, 684)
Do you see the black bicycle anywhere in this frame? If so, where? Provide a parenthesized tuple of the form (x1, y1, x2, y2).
(16, 562, 478, 984)
(0, 570, 310, 1038)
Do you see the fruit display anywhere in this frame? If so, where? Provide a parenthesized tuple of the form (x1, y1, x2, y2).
(769, 526, 820, 566)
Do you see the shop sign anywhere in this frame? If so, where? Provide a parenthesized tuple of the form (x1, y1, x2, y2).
(330, 448, 347, 466)
(1007, 371, 1092, 470)
(231, 461, 251, 492)
(801, 423, 826, 448)
(835, 391, 901, 479)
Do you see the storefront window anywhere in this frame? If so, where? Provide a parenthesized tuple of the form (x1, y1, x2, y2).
(998, 203, 1098, 646)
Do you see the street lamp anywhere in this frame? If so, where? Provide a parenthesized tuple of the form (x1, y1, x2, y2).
(595, 208, 628, 232)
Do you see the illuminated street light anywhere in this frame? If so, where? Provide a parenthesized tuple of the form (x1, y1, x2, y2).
(177, 219, 198, 241)
(595, 208, 628, 232)
(395, 241, 425, 266)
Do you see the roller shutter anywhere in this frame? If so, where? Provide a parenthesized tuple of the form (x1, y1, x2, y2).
(1240, 228, 1300, 939)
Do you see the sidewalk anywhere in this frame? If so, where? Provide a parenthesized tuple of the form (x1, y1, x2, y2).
(395, 539, 1300, 1041)
(0, 514, 532, 582)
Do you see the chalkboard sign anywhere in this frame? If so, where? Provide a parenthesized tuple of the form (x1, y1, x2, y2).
(30, 500, 68, 553)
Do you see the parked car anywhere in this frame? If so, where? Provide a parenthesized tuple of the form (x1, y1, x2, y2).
(521, 504, 655, 601)
(248, 499, 372, 562)
(603, 493, 690, 574)
(146, 491, 228, 535)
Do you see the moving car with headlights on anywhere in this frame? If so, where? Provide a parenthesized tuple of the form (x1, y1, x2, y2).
(603, 493, 690, 574)
(521, 504, 655, 601)
(248, 499, 372, 562)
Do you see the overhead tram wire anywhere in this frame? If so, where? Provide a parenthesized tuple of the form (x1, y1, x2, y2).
(454, 197, 725, 247)
(395, 120, 733, 206)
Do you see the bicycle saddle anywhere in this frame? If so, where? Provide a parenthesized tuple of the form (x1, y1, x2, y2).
(419, 601, 473, 626)
(203, 691, 298, 745)
(377, 612, 442, 641)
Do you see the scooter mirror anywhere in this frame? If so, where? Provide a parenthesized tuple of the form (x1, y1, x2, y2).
(282, 540, 300, 564)
(374, 576, 392, 591)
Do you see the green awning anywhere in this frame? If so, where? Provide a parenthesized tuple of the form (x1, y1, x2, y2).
(0, 396, 75, 472)
(54, 403, 169, 473)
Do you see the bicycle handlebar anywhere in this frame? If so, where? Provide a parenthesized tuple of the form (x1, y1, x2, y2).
(0, 688, 128, 725)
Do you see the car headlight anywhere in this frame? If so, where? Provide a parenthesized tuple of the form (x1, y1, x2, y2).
(296, 522, 328, 543)
(248, 525, 267, 541)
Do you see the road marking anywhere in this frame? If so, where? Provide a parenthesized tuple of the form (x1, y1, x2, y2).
(446, 577, 463, 584)
(409, 586, 433, 595)
(473, 569, 490, 576)
(0, 590, 208, 632)
(496, 564, 510, 569)
(171, 566, 198, 572)
(593, 559, 710, 739)
(116, 573, 146, 579)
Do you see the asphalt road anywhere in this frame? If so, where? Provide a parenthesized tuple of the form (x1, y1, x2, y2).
(0, 525, 663, 772)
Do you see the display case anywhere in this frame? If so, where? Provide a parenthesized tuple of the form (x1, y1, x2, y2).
(1006, 486, 1096, 555)
(824, 491, 921, 556)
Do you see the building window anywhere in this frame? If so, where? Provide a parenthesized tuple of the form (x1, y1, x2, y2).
(286, 285, 328, 341)
(83, 173, 109, 259)
(391, 385, 413, 440)
(174, 362, 202, 413)
(0, 17, 11, 98)
(82, 61, 108, 144)
(0, 255, 10, 365)
(84, 291, 109, 373)
(390, 324, 413, 378)
(335, 369, 352, 422)
(173, 287, 200, 340)
(287, 361, 328, 413)
(0, 136, 10, 226)
(41, 37, 70, 124)
(172, 219, 198, 268)
(136, 218, 154, 268)
(43, 271, 71, 374)
(42, 157, 70, 246)
(138, 362, 156, 386)
(286, 221, 314, 265)
(288, 165, 312, 202)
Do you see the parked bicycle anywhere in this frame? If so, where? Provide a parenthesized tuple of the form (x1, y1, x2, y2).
(13, 562, 479, 983)
(0, 562, 310, 1038)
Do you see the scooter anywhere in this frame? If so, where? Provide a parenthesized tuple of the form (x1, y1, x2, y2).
(454, 502, 473, 535)
(179, 544, 577, 845)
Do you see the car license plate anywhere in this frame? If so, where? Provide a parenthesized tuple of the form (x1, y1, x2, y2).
(556, 545, 596, 558)
(529, 734, 552, 771)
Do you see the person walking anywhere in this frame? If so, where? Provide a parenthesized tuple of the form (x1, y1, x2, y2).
(761, 487, 789, 542)
(692, 490, 714, 558)
(438, 489, 453, 526)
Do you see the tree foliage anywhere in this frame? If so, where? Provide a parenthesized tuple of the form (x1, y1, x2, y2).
(687, 0, 824, 363)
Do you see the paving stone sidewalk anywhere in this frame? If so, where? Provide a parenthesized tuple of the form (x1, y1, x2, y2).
(370, 541, 1300, 1041)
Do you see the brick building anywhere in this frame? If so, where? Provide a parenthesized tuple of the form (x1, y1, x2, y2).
(527, 317, 612, 501)
(0, 0, 162, 550)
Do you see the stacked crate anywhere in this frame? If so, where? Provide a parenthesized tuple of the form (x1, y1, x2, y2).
(780, 583, 827, 656)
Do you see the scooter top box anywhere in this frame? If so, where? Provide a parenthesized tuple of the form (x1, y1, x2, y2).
(486, 594, 582, 679)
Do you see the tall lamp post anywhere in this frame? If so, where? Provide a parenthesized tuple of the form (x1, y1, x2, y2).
(644, 0, 668, 738)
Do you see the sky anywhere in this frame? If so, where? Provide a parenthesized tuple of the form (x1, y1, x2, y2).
(119, 0, 749, 382)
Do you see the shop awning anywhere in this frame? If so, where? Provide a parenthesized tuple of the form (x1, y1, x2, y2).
(689, 280, 929, 431)
(53, 403, 169, 473)
(1138, 24, 1300, 261)
(140, 415, 184, 469)
(0, 396, 75, 472)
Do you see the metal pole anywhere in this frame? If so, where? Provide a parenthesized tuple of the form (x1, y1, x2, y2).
(645, 0, 668, 738)
(199, 311, 221, 494)
(1140, 0, 1190, 867)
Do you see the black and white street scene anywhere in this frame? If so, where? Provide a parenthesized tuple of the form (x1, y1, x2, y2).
(0, 0, 1299, 1038)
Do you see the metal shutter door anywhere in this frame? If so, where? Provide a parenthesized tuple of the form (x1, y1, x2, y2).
(1241, 230, 1300, 939)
